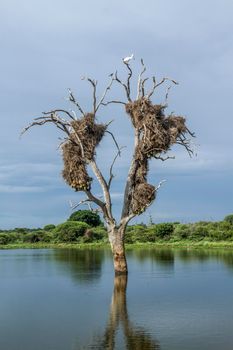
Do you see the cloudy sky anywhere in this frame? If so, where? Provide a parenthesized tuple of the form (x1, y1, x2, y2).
(0, 0, 233, 228)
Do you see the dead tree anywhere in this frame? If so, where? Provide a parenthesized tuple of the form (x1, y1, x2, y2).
(22, 58, 194, 275)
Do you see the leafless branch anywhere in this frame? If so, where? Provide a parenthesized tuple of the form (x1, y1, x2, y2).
(69, 198, 101, 213)
(86, 78, 97, 114)
(165, 85, 172, 104)
(69, 198, 92, 210)
(100, 100, 126, 106)
(114, 71, 131, 102)
(154, 155, 175, 161)
(147, 77, 178, 99)
(137, 59, 147, 99)
(185, 127, 195, 138)
(123, 61, 132, 101)
(176, 138, 194, 157)
(72, 129, 85, 158)
(105, 130, 121, 153)
(89, 160, 115, 225)
(21, 113, 71, 138)
(155, 179, 166, 191)
(57, 137, 69, 150)
(68, 89, 85, 116)
(105, 120, 114, 128)
(141, 78, 149, 97)
(70, 109, 78, 120)
(43, 109, 75, 121)
(108, 146, 125, 188)
(95, 74, 115, 112)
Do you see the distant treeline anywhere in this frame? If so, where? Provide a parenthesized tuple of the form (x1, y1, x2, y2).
(0, 212, 233, 246)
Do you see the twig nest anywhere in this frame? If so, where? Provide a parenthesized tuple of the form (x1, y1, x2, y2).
(70, 113, 107, 161)
(126, 98, 188, 158)
(126, 97, 190, 214)
(125, 98, 165, 129)
(61, 113, 107, 192)
(132, 183, 156, 214)
(62, 141, 92, 191)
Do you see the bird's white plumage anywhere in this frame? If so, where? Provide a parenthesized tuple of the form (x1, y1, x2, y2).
(123, 54, 134, 63)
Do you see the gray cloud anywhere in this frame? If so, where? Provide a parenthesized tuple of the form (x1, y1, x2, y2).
(0, 0, 232, 228)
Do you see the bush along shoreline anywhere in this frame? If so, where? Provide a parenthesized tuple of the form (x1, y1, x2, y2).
(0, 212, 233, 248)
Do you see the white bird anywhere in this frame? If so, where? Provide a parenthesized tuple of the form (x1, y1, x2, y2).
(123, 54, 134, 64)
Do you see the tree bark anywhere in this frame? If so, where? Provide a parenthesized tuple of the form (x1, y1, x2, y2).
(108, 226, 128, 275)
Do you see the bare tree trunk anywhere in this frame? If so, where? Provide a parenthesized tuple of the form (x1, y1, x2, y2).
(108, 226, 128, 275)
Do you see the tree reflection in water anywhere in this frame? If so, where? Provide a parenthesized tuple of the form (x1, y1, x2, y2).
(82, 275, 160, 350)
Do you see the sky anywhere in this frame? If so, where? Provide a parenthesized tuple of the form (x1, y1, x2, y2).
(0, 0, 233, 228)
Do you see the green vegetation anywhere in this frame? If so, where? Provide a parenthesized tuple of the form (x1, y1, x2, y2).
(68, 210, 101, 227)
(53, 222, 90, 242)
(224, 214, 233, 225)
(1, 212, 233, 249)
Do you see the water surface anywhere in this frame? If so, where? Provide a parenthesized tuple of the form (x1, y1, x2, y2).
(0, 248, 233, 349)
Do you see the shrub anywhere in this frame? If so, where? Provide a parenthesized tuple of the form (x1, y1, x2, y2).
(127, 224, 146, 232)
(0, 233, 11, 245)
(22, 230, 53, 243)
(125, 228, 156, 243)
(207, 221, 233, 241)
(154, 223, 174, 238)
(0, 232, 21, 244)
(8, 232, 21, 243)
(173, 224, 192, 239)
(43, 224, 56, 231)
(68, 210, 101, 227)
(224, 214, 233, 225)
(190, 224, 208, 240)
(127, 230, 148, 243)
(54, 221, 90, 242)
(81, 227, 107, 243)
(13, 228, 30, 234)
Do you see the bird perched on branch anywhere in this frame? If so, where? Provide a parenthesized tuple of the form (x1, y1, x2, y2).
(123, 54, 134, 64)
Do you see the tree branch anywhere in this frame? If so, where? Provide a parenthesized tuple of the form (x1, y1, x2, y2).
(176, 139, 193, 157)
(108, 146, 125, 189)
(43, 109, 75, 121)
(85, 78, 97, 114)
(147, 77, 178, 99)
(21, 113, 71, 138)
(153, 155, 175, 161)
(121, 129, 140, 220)
(100, 100, 126, 106)
(67, 89, 85, 117)
(89, 160, 115, 225)
(95, 74, 115, 112)
(141, 78, 149, 97)
(105, 130, 121, 154)
(114, 71, 131, 102)
(123, 62, 132, 101)
(136, 59, 147, 99)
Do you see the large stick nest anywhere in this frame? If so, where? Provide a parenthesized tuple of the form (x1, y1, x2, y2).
(126, 98, 190, 215)
(132, 183, 156, 215)
(70, 113, 107, 161)
(126, 98, 187, 157)
(62, 113, 107, 191)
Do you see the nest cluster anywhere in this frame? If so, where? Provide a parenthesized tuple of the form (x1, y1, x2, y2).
(126, 98, 187, 214)
(62, 113, 106, 191)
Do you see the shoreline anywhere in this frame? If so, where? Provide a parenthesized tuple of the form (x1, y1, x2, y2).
(1, 240, 233, 250)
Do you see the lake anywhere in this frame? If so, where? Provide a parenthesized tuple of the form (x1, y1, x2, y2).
(0, 248, 233, 349)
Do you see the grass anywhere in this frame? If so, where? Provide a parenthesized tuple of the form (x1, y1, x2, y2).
(2, 240, 233, 250)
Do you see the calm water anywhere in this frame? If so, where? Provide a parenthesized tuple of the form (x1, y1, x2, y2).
(0, 248, 233, 350)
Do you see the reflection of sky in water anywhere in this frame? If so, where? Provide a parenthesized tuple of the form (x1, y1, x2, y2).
(0, 248, 233, 349)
